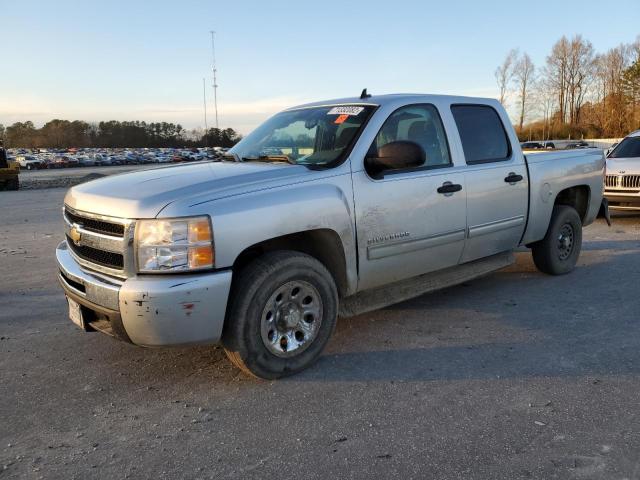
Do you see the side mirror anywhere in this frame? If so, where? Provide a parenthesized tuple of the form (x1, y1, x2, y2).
(365, 141, 425, 177)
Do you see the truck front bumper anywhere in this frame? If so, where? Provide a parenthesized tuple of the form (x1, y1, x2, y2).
(604, 190, 640, 211)
(56, 241, 232, 346)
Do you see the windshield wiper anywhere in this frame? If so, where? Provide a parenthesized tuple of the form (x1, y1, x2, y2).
(242, 155, 297, 165)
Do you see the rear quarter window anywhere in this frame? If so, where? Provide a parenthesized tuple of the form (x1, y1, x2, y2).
(451, 105, 511, 164)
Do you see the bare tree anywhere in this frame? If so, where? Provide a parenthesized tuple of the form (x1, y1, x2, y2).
(514, 53, 535, 131)
(495, 49, 519, 106)
(545, 36, 571, 124)
(505, 34, 639, 139)
(622, 36, 640, 130)
(593, 44, 632, 136)
(565, 35, 595, 125)
(531, 77, 556, 140)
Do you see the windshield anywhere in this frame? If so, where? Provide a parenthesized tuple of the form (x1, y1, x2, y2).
(609, 137, 640, 158)
(228, 105, 375, 167)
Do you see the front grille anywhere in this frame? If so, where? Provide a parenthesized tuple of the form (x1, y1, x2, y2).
(64, 208, 125, 237)
(67, 235, 124, 269)
(621, 175, 640, 189)
(605, 175, 617, 188)
(605, 175, 640, 190)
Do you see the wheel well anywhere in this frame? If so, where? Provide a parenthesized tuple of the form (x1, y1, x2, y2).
(554, 185, 590, 222)
(232, 229, 349, 297)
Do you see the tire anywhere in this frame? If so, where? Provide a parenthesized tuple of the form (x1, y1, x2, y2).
(531, 205, 582, 275)
(1, 177, 19, 191)
(222, 250, 338, 379)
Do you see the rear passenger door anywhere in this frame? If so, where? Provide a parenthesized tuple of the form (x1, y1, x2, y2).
(450, 104, 529, 263)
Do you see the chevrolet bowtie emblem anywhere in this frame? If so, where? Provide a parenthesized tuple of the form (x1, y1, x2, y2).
(69, 225, 82, 245)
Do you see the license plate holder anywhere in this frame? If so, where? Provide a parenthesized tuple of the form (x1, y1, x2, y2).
(67, 297, 84, 329)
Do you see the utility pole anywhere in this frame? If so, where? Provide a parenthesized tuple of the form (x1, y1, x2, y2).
(210, 30, 219, 129)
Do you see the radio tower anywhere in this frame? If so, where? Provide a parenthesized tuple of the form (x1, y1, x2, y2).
(202, 78, 208, 132)
(210, 30, 219, 129)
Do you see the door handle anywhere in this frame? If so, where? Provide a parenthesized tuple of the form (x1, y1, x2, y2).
(437, 182, 463, 194)
(504, 173, 523, 183)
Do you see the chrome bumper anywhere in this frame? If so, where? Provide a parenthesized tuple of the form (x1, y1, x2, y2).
(604, 190, 640, 210)
(56, 241, 233, 346)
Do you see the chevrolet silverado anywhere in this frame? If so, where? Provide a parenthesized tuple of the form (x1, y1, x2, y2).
(56, 93, 609, 378)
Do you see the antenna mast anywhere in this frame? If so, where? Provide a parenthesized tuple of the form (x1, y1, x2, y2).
(202, 77, 208, 132)
(210, 30, 219, 129)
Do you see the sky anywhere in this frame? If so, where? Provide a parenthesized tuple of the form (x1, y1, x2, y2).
(1, 0, 638, 134)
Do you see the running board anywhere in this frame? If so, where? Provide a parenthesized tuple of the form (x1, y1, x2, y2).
(339, 251, 515, 318)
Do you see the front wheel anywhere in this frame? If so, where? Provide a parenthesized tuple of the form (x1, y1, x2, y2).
(531, 205, 582, 275)
(222, 251, 338, 379)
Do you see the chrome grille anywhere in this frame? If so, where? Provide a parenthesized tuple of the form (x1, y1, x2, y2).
(621, 175, 640, 189)
(65, 207, 125, 237)
(605, 174, 640, 191)
(63, 205, 133, 278)
(605, 175, 618, 188)
(66, 235, 124, 269)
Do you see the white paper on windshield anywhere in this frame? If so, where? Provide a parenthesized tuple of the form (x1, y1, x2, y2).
(327, 106, 365, 116)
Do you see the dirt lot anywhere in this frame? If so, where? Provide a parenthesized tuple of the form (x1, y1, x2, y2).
(1, 188, 640, 479)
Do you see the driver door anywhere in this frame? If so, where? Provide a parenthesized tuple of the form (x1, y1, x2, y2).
(352, 104, 467, 291)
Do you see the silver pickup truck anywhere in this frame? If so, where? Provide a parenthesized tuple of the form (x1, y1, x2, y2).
(56, 93, 608, 378)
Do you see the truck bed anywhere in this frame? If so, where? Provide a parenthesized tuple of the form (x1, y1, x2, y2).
(521, 149, 605, 245)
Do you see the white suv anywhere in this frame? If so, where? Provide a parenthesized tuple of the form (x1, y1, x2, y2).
(605, 130, 640, 211)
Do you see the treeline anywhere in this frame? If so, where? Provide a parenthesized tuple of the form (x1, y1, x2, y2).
(0, 119, 241, 148)
(497, 35, 640, 140)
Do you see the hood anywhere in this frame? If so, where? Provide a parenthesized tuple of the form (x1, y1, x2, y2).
(606, 156, 640, 176)
(64, 161, 313, 218)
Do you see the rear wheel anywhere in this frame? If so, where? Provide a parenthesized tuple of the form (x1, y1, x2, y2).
(222, 250, 338, 379)
(531, 205, 582, 275)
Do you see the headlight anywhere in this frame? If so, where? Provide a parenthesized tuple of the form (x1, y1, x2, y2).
(136, 216, 214, 272)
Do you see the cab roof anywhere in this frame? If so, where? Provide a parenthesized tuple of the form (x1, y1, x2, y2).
(285, 93, 499, 111)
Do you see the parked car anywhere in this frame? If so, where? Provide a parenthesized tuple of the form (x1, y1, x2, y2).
(51, 155, 71, 168)
(15, 155, 45, 170)
(520, 142, 545, 150)
(138, 153, 156, 164)
(123, 152, 140, 165)
(76, 156, 96, 167)
(566, 141, 591, 149)
(56, 93, 608, 379)
(604, 129, 640, 211)
(93, 154, 113, 166)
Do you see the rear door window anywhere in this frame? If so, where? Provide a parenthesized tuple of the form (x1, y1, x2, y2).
(451, 105, 511, 164)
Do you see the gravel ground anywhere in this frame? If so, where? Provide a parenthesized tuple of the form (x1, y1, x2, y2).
(1, 188, 640, 479)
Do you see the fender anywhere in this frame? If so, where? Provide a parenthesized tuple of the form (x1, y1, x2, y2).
(164, 172, 359, 295)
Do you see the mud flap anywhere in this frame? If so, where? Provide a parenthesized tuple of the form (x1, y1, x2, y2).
(597, 198, 611, 226)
